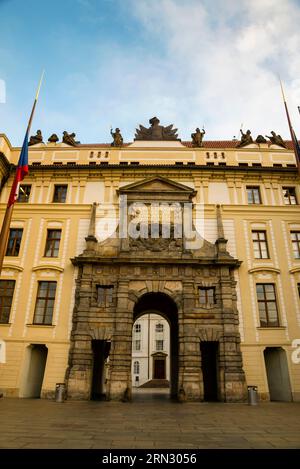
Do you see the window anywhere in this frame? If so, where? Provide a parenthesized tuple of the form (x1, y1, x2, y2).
(291, 231, 300, 259)
(0, 280, 15, 323)
(134, 324, 141, 333)
(256, 284, 279, 327)
(97, 286, 114, 307)
(252, 231, 269, 259)
(17, 185, 31, 203)
(247, 186, 261, 204)
(133, 361, 140, 374)
(134, 340, 141, 351)
(199, 287, 216, 306)
(53, 185, 67, 203)
(6, 228, 23, 256)
(156, 323, 164, 333)
(283, 187, 297, 205)
(33, 281, 57, 325)
(156, 340, 164, 351)
(44, 229, 61, 257)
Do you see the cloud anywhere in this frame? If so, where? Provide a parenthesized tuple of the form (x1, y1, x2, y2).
(120, 0, 300, 140)
(2, 0, 300, 144)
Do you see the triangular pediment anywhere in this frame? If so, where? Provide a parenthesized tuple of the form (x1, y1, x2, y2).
(118, 176, 196, 197)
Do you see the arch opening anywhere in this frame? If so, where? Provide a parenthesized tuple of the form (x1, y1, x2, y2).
(132, 292, 178, 400)
(264, 347, 292, 402)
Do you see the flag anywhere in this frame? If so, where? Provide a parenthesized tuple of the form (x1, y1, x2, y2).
(280, 79, 300, 175)
(291, 128, 300, 171)
(0, 71, 44, 273)
(7, 131, 29, 207)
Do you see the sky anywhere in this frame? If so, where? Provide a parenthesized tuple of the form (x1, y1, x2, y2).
(1, 0, 300, 146)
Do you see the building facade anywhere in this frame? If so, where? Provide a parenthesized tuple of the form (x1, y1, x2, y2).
(132, 314, 170, 387)
(0, 120, 300, 402)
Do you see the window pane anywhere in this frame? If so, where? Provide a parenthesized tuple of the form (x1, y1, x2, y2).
(33, 281, 56, 324)
(17, 185, 31, 203)
(0, 280, 15, 323)
(53, 185, 67, 203)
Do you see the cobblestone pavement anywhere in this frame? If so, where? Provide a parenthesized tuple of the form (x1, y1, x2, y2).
(0, 391, 300, 449)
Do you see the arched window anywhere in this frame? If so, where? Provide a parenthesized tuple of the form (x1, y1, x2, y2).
(133, 361, 140, 374)
(156, 323, 164, 333)
(134, 323, 141, 333)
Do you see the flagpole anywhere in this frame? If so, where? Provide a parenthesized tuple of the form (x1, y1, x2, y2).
(279, 78, 300, 176)
(0, 72, 44, 274)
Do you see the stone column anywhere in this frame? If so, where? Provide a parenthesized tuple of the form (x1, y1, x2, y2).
(180, 281, 202, 401)
(219, 268, 247, 402)
(66, 265, 94, 399)
(106, 280, 132, 401)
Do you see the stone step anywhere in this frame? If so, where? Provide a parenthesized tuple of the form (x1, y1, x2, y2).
(139, 379, 170, 388)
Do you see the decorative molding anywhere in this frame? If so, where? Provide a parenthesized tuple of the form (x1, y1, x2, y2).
(32, 265, 64, 273)
(248, 267, 280, 274)
(1, 264, 24, 272)
(289, 267, 300, 274)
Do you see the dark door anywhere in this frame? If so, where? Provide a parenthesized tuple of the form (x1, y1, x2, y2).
(154, 359, 166, 379)
(200, 341, 218, 401)
(91, 340, 111, 400)
(264, 347, 292, 401)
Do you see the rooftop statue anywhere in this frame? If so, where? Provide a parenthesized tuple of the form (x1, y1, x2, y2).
(135, 116, 179, 141)
(29, 130, 43, 146)
(110, 127, 123, 147)
(62, 131, 79, 146)
(191, 127, 205, 147)
(237, 129, 253, 147)
(265, 131, 286, 148)
(48, 133, 59, 143)
(255, 135, 267, 144)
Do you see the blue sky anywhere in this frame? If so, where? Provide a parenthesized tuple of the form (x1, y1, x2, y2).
(1, 0, 300, 145)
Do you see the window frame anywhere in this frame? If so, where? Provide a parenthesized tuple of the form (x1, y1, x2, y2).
(256, 283, 280, 327)
(44, 229, 62, 258)
(134, 323, 141, 333)
(133, 361, 140, 374)
(199, 287, 216, 306)
(291, 231, 300, 259)
(97, 285, 114, 307)
(52, 185, 68, 203)
(246, 186, 262, 205)
(134, 339, 141, 351)
(5, 228, 23, 257)
(155, 323, 164, 333)
(282, 186, 297, 205)
(33, 281, 57, 325)
(0, 280, 15, 324)
(17, 184, 31, 203)
(252, 230, 270, 259)
(156, 339, 164, 351)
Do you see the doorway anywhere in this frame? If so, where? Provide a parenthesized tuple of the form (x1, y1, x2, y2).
(200, 341, 219, 401)
(132, 292, 178, 400)
(264, 347, 292, 401)
(91, 340, 111, 400)
(21, 344, 48, 398)
(153, 356, 166, 379)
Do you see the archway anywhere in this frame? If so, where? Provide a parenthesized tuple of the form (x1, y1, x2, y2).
(264, 347, 292, 401)
(20, 344, 48, 398)
(200, 341, 219, 401)
(133, 292, 178, 399)
(91, 340, 111, 400)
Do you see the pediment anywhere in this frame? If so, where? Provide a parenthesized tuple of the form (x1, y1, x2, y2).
(118, 176, 196, 202)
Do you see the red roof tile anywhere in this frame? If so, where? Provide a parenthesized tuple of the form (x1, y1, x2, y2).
(78, 141, 294, 149)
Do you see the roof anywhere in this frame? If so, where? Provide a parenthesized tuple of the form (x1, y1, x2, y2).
(78, 141, 294, 149)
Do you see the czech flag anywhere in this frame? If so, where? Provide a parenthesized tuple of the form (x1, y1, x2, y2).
(7, 131, 29, 207)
